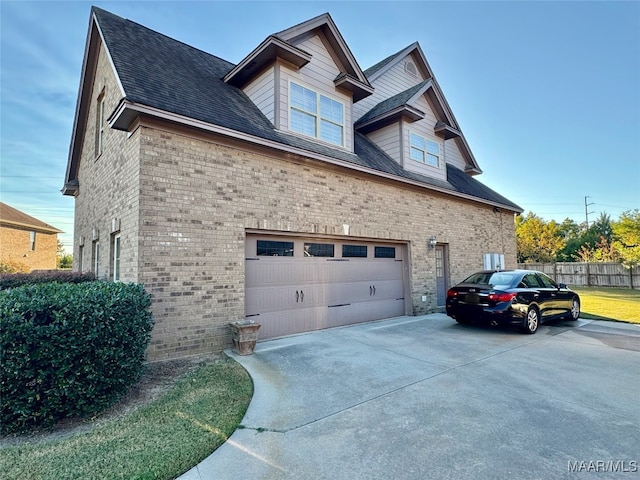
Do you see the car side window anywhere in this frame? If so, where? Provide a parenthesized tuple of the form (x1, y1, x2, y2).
(536, 274, 557, 289)
(522, 274, 540, 288)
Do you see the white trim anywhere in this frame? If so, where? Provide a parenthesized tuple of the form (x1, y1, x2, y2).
(112, 233, 121, 281)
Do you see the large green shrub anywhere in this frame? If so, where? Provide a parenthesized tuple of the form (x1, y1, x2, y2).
(0, 282, 153, 434)
(0, 270, 95, 290)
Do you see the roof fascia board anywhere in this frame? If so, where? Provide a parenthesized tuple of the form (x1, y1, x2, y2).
(276, 13, 371, 88)
(223, 36, 312, 87)
(64, 10, 127, 192)
(355, 105, 425, 134)
(111, 101, 517, 211)
(0, 220, 63, 234)
(366, 43, 419, 83)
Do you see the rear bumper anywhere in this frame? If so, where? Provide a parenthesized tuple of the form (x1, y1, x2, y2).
(446, 302, 526, 326)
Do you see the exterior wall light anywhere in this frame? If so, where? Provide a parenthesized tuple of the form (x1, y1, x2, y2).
(428, 235, 437, 249)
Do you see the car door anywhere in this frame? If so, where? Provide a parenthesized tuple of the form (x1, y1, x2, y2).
(520, 273, 551, 316)
(534, 273, 563, 317)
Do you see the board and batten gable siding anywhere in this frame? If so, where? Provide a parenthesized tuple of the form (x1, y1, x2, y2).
(73, 41, 141, 282)
(366, 123, 402, 165)
(354, 53, 426, 121)
(402, 94, 447, 182)
(243, 65, 275, 124)
(276, 33, 354, 151)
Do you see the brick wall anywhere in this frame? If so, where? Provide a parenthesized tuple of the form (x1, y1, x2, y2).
(0, 226, 58, 271)
(136, 125, 516, 360)
(73, 43, 140, 282)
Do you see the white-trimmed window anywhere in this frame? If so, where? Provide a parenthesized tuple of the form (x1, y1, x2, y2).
(112, 234, 121, 281)
(410, 132, 440, 167)
(290, 82, 344, 146)
(95, 91, 105, 157)
(93, 241, 100, 277)
(29, 231, 36, 251)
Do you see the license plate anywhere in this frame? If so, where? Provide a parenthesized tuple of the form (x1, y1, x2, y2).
(465, 293, 479, 304)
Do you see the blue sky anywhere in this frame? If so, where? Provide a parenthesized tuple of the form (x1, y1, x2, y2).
(1, 1, 639, 253)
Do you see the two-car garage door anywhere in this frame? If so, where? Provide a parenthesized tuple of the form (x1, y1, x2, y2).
(245, 234, 408, 339)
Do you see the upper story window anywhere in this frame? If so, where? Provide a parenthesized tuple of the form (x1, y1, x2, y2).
(410, 132, 440, 167)
(95, 90, 105, 158)
(29, 231, 36, 251)
(290, 82, 344, 146)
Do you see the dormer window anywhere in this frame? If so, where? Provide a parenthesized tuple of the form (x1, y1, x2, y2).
(290, 82, 344, 147)
(410, 132, 440, 167)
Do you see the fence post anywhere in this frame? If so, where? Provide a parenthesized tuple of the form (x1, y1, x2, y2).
(586, 262, 591, 287)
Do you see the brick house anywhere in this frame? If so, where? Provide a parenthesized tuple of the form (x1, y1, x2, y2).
(63, 7, 522, 361)
(0, 202, 62, 271)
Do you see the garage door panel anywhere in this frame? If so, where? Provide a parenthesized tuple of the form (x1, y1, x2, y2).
(258, 306, 328, 339)
(246, 235, 407, 339)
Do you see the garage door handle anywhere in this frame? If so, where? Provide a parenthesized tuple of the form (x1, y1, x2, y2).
(373, 285, 376, 296)
(300, 290, 304, 302)
(370, 285, 373, 296)
(296, 290, 299, 303)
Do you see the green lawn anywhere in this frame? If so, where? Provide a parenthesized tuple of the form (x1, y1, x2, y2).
(1, 358, 253, 480)
(572, 286, 640, 324)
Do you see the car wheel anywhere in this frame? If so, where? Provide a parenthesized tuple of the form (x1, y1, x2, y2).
(568, 297, 580, 321)
(521, 307, 539, 334)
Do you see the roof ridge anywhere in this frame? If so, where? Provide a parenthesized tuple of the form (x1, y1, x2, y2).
(363, 42, 418, 78)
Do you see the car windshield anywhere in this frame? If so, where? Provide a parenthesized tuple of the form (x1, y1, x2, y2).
(462, 272, 518, 289)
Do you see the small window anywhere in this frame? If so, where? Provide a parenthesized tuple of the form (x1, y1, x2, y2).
(342, 245, 367, 258)
(93, 241, 100, 276)
(95, 90, 105, 157)
(375, 246, 396, 259)
(405, 61, 417, 77)
(536, 273, 557, 289)
(257, 240, 294, 257)
(78, 245, 84, 272)
(410, 132, 439, 167)
(113, 234, 121, 281)
(304, 243, 334, 257)
(29, 231, 36, 251)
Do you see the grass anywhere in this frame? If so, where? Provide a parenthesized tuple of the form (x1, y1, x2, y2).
(0, 358, 253, 480)
(572, 286, 640, 324)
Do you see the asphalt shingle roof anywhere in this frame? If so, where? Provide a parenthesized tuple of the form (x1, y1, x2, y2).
(355, 80, 431, 126)
(0, 202, 62, 233)
(93, 7, 521, 212)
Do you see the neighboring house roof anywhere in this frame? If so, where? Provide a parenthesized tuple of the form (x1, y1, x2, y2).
(0, 202, 63, 234)
(63, 7, 521, 213)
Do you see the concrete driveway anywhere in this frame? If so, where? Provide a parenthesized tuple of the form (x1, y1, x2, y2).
(180, 314, 640, 480)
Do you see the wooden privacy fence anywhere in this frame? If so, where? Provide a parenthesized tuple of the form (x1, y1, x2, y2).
(518, 262, 640, 289)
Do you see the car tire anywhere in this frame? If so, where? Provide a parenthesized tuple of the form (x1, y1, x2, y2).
(568, 297, 580, 321)
(521, 307, 539, 334)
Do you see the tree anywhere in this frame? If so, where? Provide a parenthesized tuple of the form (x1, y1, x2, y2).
(515, 212, 566, 263)
(612, 209, 640, 269)
(557, 218, 582, 261)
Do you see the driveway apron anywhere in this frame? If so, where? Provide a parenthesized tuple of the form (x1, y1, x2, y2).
(179, 314, 640, 480)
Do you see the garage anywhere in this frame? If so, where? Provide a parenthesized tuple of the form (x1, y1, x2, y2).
(245, 234, 409, 339)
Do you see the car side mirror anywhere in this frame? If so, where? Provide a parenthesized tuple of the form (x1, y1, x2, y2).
(559, 283, 567, 289)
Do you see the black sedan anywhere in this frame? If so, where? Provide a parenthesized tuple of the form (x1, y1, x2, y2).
(445, 269, 580, 334)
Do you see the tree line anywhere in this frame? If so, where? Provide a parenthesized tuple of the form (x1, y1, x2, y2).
(516, 209, 640, 268)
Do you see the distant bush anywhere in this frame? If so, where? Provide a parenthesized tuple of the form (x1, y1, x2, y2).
(0, 259, 30, 274)
(0, 270, 95, 290)
(0, 281, 153, 434)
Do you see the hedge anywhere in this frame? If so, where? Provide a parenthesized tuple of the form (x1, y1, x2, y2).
(0, 281, 153, 434)
(0, 270, 95, 290)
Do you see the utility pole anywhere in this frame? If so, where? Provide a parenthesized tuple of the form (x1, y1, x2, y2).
(584, 196, 594, 230)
